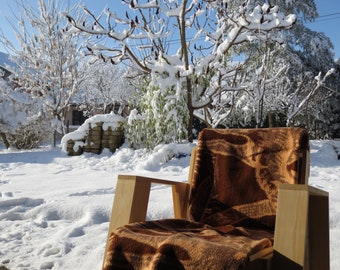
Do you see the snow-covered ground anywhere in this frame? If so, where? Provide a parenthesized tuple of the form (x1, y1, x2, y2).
(0, 140, 339, 270)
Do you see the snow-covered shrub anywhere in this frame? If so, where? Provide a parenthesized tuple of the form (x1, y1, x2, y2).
(125, 109, 147, 149)
(125, 79, 188, 149)
(7, 120, 51, 149)
(0, 77, 45, 149)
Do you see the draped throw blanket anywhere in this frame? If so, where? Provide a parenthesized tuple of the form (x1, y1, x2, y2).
(104, 219, 273, 270)
(189, 128, 309, 230)
(103, 128, 309, 270)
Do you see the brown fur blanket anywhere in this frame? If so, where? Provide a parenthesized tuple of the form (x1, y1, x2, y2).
(103, 128, 309, 270)
(189, 128, 309, 230)
(103, 219, 273, 270)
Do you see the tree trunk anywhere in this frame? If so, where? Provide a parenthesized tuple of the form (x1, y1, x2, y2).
(186, 78, 194, 142)
(180, 0, 193, 142)
(268, 112, 276, 127)
(0, 132, 10, 149)
(53, 130, 57, 148)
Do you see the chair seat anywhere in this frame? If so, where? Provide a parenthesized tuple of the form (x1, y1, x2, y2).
(103, 219, 274, 270)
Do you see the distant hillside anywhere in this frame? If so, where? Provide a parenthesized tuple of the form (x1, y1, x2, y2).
(0, 51, 13, 67)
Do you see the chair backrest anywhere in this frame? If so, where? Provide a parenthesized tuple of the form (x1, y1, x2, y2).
(188, 128, 309, 230)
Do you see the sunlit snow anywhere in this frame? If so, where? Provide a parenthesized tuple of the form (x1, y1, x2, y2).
(0, 139, 339, 269)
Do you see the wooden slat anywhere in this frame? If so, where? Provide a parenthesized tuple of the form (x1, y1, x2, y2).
(187, 147, 197, 186)
(103, 175, 151, 261)
(249, 247, 273, 261)
(172, 183, 190, 219)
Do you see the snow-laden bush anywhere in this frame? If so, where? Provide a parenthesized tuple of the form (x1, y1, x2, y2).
(0, 77, 46, 149)
(7, 119, 52, 149)
(125, 80, 188, 149)
(125, 109, 147, 149)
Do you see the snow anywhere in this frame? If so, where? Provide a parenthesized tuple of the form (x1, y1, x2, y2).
(0, 139, 340, 270)
(60, 113, 125, 152)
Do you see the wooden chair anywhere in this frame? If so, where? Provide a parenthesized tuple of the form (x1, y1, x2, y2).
(103, 128, 329, 270)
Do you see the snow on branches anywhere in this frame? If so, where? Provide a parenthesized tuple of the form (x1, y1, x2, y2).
(66, 0, 297, 143)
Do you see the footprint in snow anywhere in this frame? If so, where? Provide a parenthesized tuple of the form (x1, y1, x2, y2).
(68, 226, 85, 238)
(40, 261, 54, 270)
(41, 246, 61, 257)
(68, 187, 114, 197)
(0, 180, 10, 185)
(0, 197, 44, 221)
(0, 192, 13, 199)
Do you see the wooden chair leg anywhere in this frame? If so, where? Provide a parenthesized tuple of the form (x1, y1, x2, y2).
(244, 258, 271, 270)
(103, 175, 151, 261)
(109, 175, 152, 228)
(172, 183, 190, 219)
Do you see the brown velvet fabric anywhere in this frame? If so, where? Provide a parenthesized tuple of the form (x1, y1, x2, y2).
(103, 128, 309, 270)
(189, 128, 309, 229)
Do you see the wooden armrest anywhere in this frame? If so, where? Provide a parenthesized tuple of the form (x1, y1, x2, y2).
(104, 175, 190, 262)
(103, 148, 196, 267)
(246, 184, 329, 270)
(108, 175, 190, 232)
(273, 184, 329, 270)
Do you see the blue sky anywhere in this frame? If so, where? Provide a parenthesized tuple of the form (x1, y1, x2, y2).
(0, 0, 339, 59)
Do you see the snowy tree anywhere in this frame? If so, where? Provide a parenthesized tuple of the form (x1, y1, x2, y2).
(273, 0, 337, 131)
(204, 0, 338, 131)
(282, 30, 337, 136)
(66, 0, 296, 145)
(0, 74, 44, 149)
(323, 59, 340, 137)
(77, 60, 136, 116)
(0, 77, 24, 148)
(1, 0, 86, 147)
